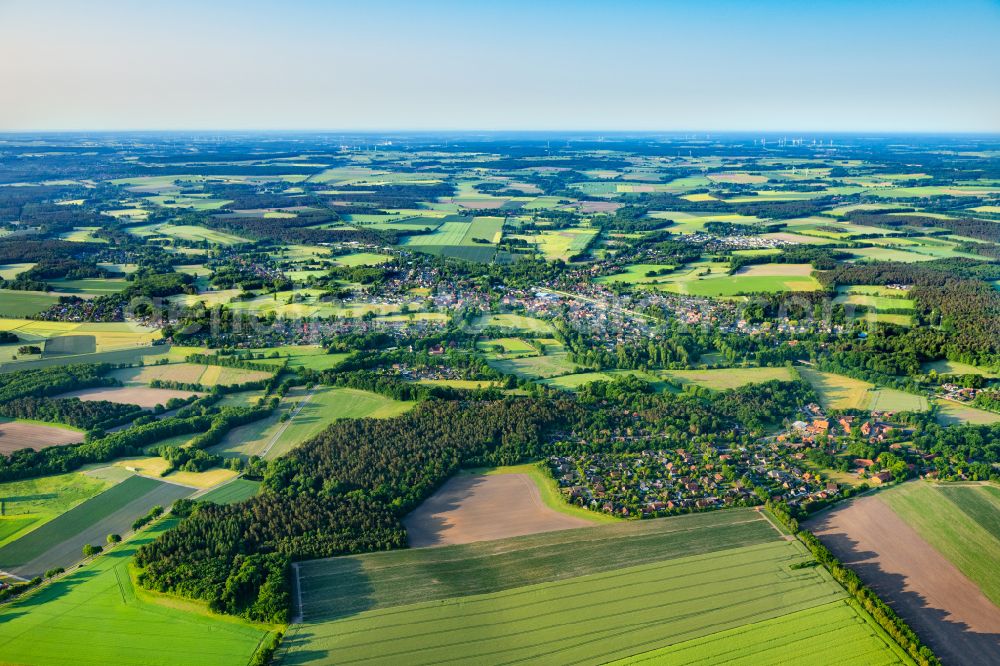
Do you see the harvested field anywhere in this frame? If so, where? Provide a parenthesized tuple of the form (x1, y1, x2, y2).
(0, 420, 84, 454)
(55, 385, 200, 409)
(807, 493, 1000, 666)
(735, 263, 814, 277)
(403, 473, 593, 547)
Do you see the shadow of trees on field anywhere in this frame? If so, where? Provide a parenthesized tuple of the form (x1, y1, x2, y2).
(807, 511, 1000, 666)
(297, 557, 375, 623)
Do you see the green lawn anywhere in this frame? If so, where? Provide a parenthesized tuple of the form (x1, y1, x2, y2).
(0, 519, 273, 666)
(281, 507, 889, 666)
(880, 482, 1000, 606)
(0, 472, 112, 548)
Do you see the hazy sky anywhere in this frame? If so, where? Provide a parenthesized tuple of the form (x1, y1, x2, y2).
(1, 0, 998, 132)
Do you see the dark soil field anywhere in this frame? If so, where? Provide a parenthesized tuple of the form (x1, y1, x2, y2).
(807, 494, 1000, 666)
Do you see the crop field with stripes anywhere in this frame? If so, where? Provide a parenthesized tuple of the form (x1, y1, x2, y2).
(278, 509, 912, 665)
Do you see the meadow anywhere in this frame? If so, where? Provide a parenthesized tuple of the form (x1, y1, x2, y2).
(661, 366, 794, 390)
(0, 519, 274, 666)
(798, 368, 928, 412)
(488, 351, 578, 379)
(473, 312, 555, 334)
(935, 399, 1000, 425)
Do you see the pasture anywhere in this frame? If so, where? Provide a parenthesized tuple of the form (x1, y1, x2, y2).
(280, 507, 903, 666)
(935, 400, 1000, 425)
(0, 475, 193, 578)
(248, 345, 350, 372)
(0, 519, 274, 666)
(596, 263, 676, 285)
(922, 359, 999, 378)
(0, 419, 85, 454)
(212, 387, 415, 459)
(662, 366, 794, 390)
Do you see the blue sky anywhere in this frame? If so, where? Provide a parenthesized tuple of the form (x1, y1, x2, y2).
(0, 0, 998, 131)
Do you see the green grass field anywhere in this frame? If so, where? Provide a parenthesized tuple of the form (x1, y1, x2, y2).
(0, 476, 193, 578)
(596, 263, 677, 285)
(880, 482, 1000, 606)
(0, 519, 273, 666)
(662, 366, 794, 390)
(282, 508, 904, 665)
(248, 345, 351, 371)
(197, 479, 261, 505)
(212, 387, 415, 459)
(0, 472, 112, 548)
(922, 359, 1000, 378)
(0, 289, 60, 317)
(647, 262, 821, 297)
(935, 399, 1000, 425)
(489, 351, 578, 379)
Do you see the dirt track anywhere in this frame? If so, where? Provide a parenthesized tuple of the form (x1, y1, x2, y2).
(807, 495, 1000, 666)
(0, 421, 84, 454)
(403, 473, 593, 548)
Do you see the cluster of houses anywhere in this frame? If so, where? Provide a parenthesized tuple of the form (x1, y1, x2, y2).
(548, 439, 835, 518)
